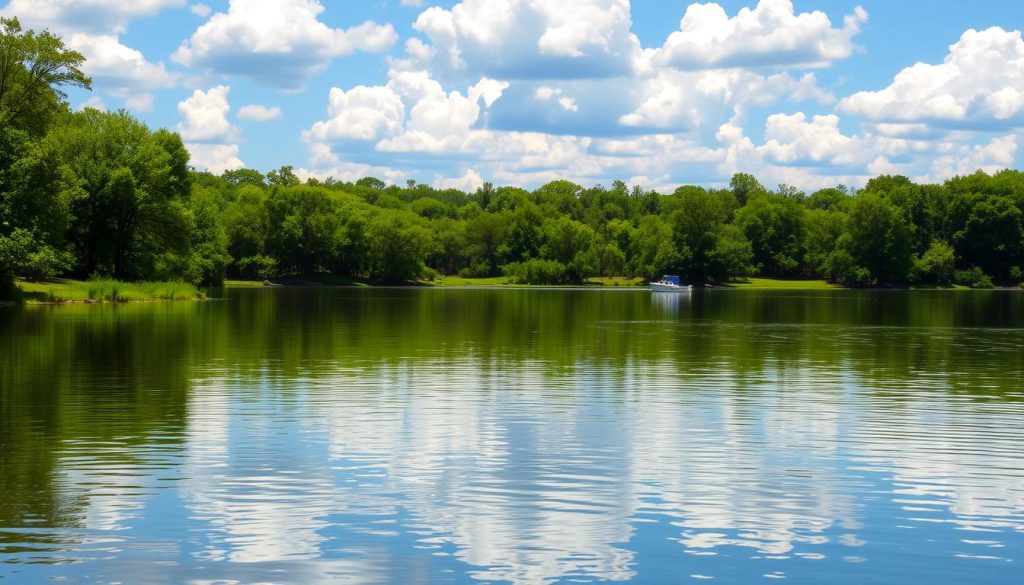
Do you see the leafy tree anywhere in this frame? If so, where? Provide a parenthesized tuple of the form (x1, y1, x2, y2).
(0, 17, 91, 135)
(265, 186, 342, 276)
(541, 216, 596, 283)
(804, 209, 847, 276)
(222, 185, 269, 269)
(534, 180, 583, 219)
(670, 186, 745, 283)
(267, 165, 300, 187)
(505, 203, 544, 263)
(356, 176, 386, 190)
(843, 193, 913, 284)
(365, 211, 434, 282)
(429, 217, 466, 275)
(629, 215, 674, 279)
(734, 192, 806, 276)
(808, 187, 848, 211)
(464, 212, 509, 275)
(911, 241, 955, 285)
(503, 258, 567, 284)
(729, 172, 766, 207)
(56, 109, 192, 280)
(950, 193, 1022, 281)
(222, 168, 266, 188)
(410, 197, 450, 219)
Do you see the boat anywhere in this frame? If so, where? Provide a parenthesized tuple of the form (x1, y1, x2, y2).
(650, 275, 692, 292)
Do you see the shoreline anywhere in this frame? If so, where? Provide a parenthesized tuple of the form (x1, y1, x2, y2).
(6, 277, 1013, 306)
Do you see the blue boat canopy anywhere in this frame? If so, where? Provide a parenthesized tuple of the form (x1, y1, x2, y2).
(662, 275, 682, 286)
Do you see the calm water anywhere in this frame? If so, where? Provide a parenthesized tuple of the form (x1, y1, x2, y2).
(2, 287, 1023, 584)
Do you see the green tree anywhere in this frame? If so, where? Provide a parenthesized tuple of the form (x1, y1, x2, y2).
(541, 216, 596, 283)
(911, 241, 955, 285)
(734, 192, 806, 276)
(670, 187, 737, 283)
(365, 211, 434, 282)
(950, 193, 1022, 281)
(729, 172, 766, 207)
(843, 192, 913, 284)
(464, 211, 509, 276)
(804, 209, 847, 276)
(57, 110, 193, 280)
(0, 17, 91, 135)
(265, 186, 342, 276)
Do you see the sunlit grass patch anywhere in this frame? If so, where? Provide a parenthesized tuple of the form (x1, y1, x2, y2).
(18, 278, 203, 303)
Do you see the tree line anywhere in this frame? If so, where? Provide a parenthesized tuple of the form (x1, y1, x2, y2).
(2, 16, 1024, 294)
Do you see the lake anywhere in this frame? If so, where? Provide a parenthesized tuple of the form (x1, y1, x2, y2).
(1, 287, 1023, 584)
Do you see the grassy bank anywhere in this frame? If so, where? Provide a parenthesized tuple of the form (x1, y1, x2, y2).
(724, 277, 841, 290)
(425, 275, 646, 287)
(15, 278, 204, 304)
(223, 275, 370, 287)
(220, 275, 994, 291)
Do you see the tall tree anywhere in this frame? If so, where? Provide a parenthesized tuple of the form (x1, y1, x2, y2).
(0, 17, 90, 135)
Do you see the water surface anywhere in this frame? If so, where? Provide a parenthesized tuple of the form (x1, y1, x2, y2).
(2, 288, 1023, 584)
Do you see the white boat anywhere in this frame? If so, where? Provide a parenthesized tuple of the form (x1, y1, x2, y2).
(650, 275, 692, 292)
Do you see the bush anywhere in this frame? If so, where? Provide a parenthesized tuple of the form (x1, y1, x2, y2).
(237, 255, 278, 279)
(21, 246, 73, 281)
(502, 259, 567, 284)
(955, 266, 994, 289)
(421, 266, 439, 281)
(459, 260, 492, 278)
(824, 249, 872, 286)
(911, 241, 955, 285)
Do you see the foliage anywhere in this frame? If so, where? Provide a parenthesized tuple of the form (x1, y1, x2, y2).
(16, 277, 202, 303)
(911, 241, 955, 285)
(5, 23, 1024, 291)
(954, 266, 994, 289)
(503, 259, 568, 284)
(0, 16, 90, 134)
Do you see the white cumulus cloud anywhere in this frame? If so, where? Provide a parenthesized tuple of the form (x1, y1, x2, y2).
(620, 69, 831, 130)
(237, 104, 282, 121)
(66, 33, 177, 108)
(839, 27, 1024, 130)
(654, 0, 868, 70)
(172, 0, 398, 90)
(1, 0, 185, 35)
(190, 3, 211, 17)
(406, 0, 642, 80)
(177, 85, 238, 142)
(187, 144, 245, 174)
(305, 86, 406, 141)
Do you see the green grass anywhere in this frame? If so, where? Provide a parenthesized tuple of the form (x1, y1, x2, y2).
(223, 274, 371, 287)
(17, 278, 203, 304)
(723, 277, 842, 290)
(426, 275, 646, 287)
(585, 276, 645, 287)
(221, 279, 269, 288)
(428, 275, 514, 286)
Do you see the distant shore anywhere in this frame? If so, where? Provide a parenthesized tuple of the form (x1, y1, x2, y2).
(223, 276, 981, 291)
(7, 275, 1001, 306)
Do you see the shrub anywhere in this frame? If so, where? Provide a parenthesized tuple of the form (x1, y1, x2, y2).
(502, 259, 567, 284)
(954, 266, 994, 289)
(459, 260, 492, 278)
(824, 249, 872, 286)
(911, 241, 955, 285)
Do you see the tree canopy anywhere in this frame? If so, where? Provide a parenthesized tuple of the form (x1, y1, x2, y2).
(3, 20, 1024, 296)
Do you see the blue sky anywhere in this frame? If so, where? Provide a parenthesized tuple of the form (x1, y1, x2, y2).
(3, 0, 1023, 192)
